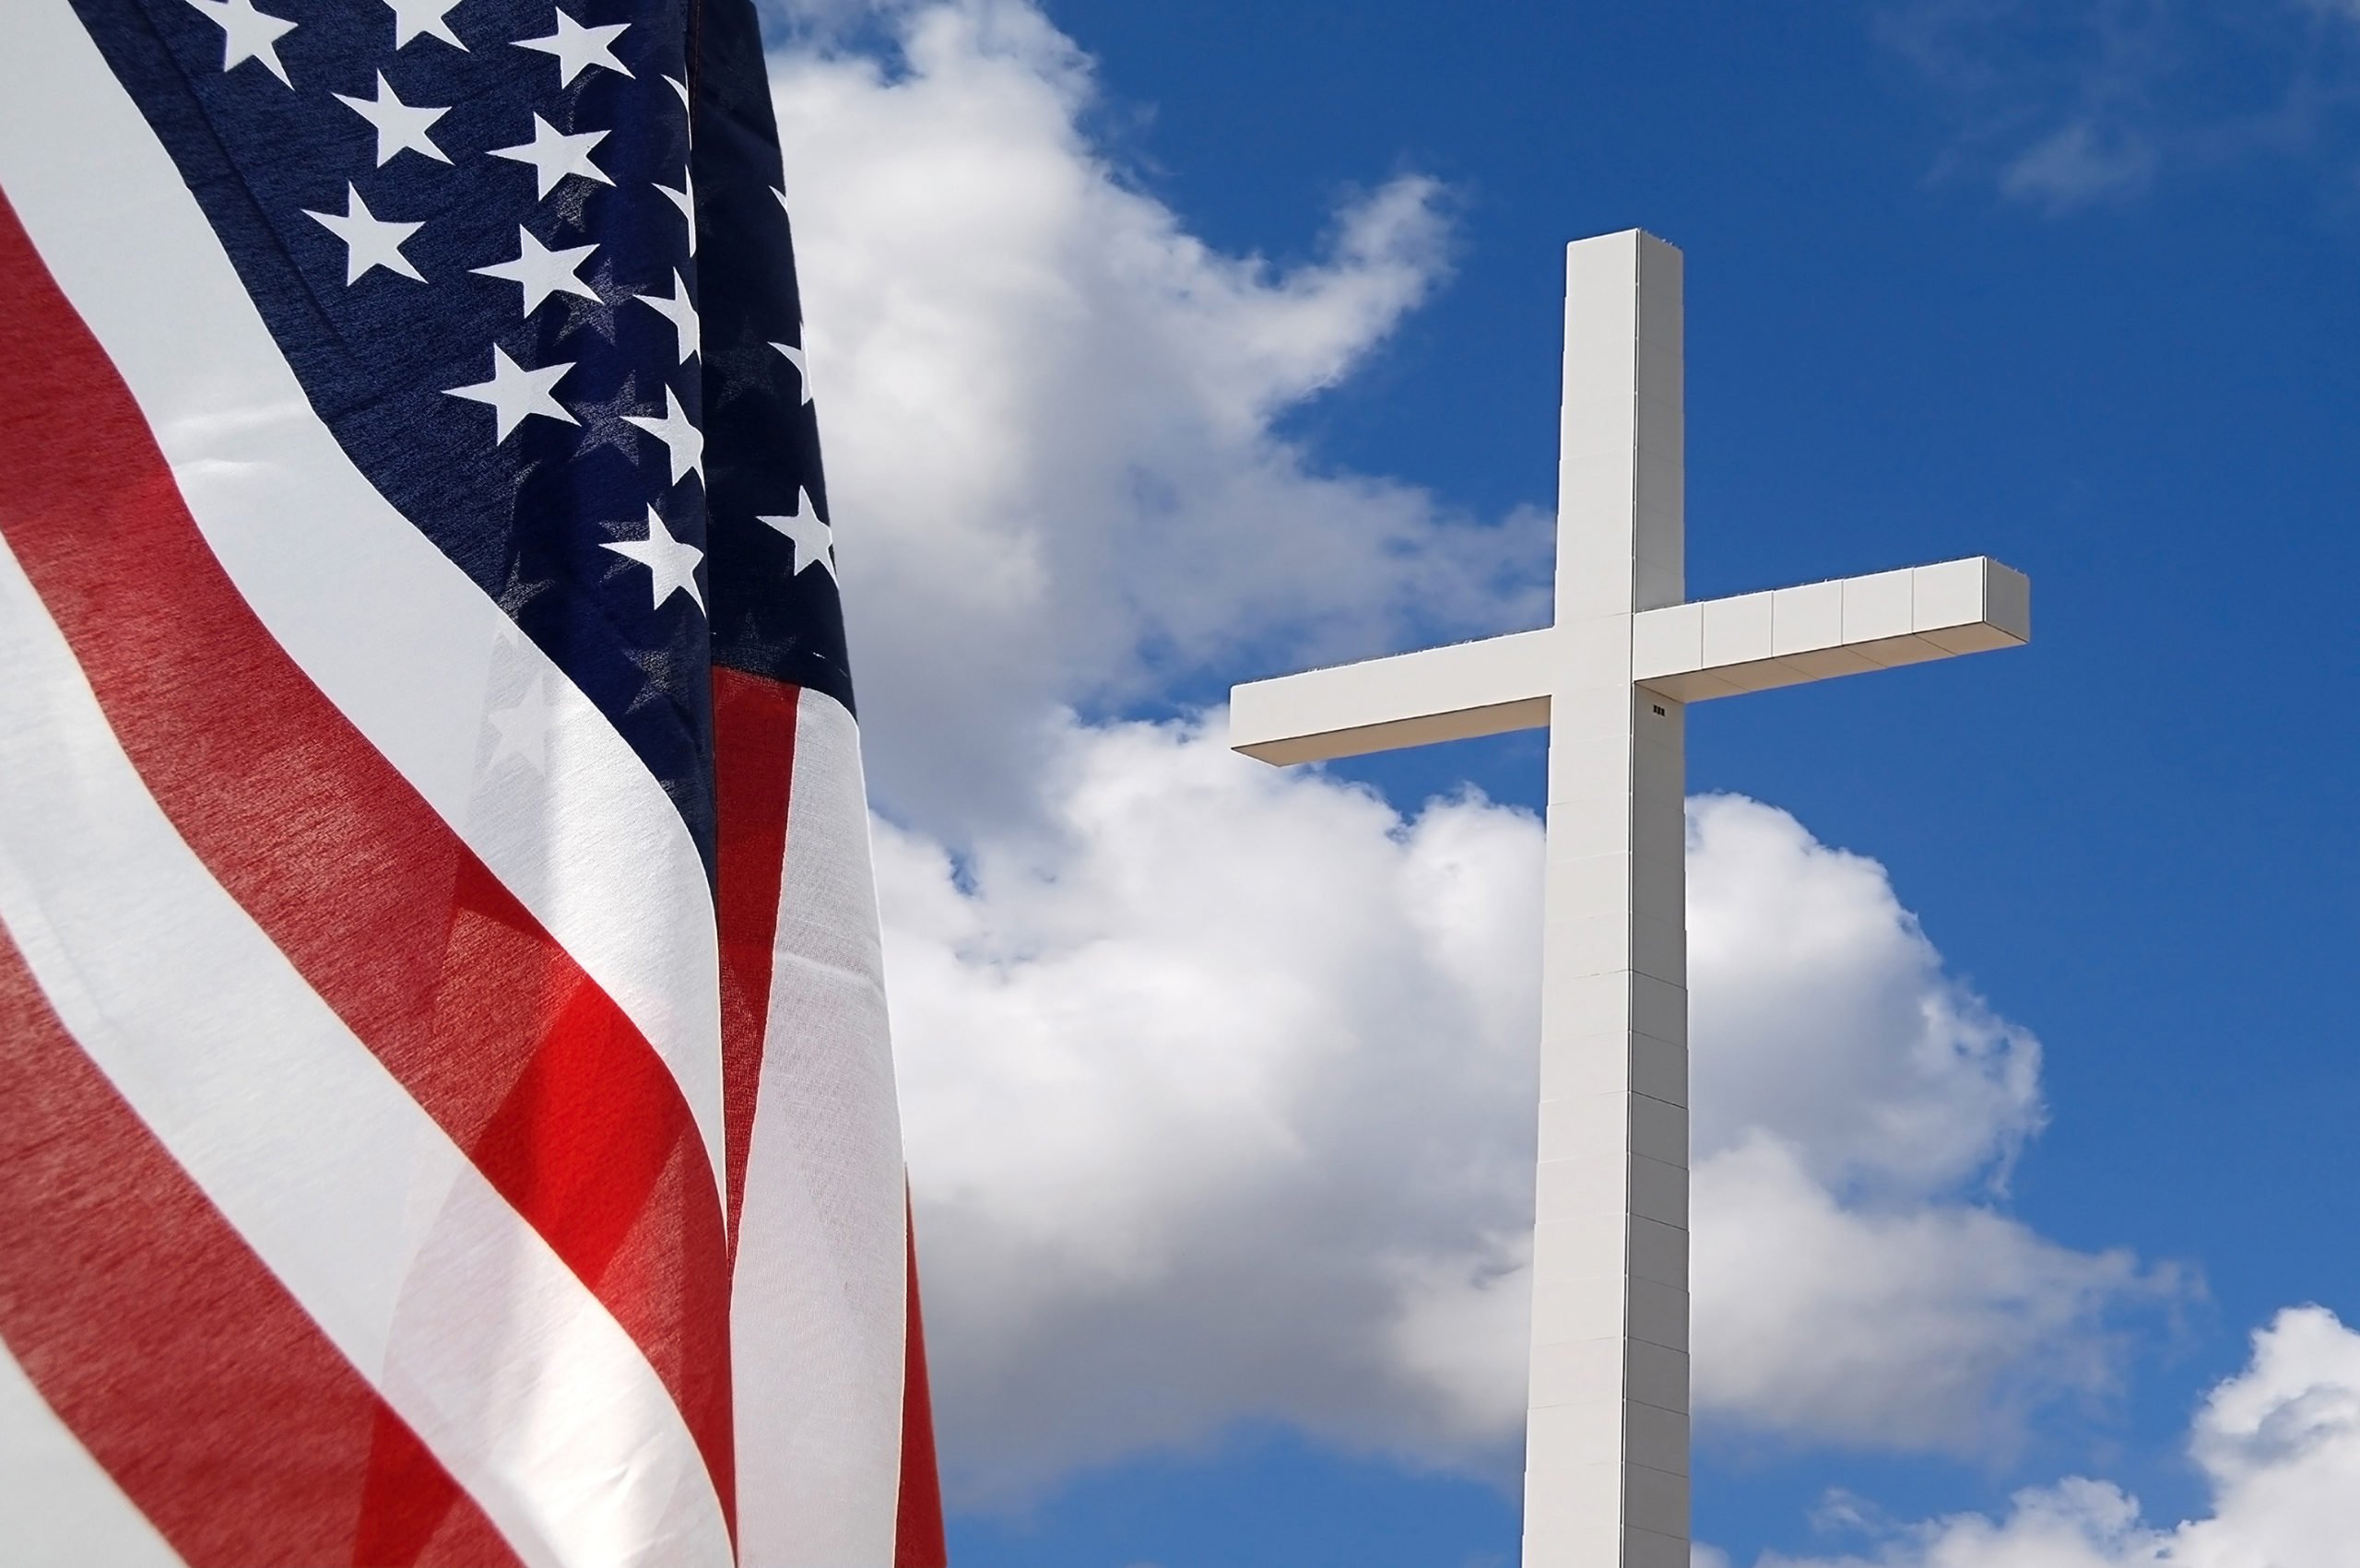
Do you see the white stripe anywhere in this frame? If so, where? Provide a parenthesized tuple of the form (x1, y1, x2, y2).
(0, 1345, 184, 1568)
(0, 0, 726, 1193)
(0, 537, 731, 1568)
(734, 690, 911, 1566)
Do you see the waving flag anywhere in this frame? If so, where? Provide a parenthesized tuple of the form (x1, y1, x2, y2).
(0, 0, 943, 1562)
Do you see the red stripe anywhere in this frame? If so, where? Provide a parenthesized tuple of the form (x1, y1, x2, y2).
(0, 925, 523, 1568)
(893, 1198, 949, 1568)
(0, 195, 734, 1526)
(713, 667, 799, 1273)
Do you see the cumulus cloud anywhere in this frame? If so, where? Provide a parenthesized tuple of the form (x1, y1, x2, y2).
(1758, 1307, 2360, 1568)
(1694, 1138, 2159, 1453)
(879, 716, 1542, 1500)
(1686, 793, 2042, 1198)
(767, 0, 1544, 835)
(761, 0, 2178, 1512)
(878, 720, 2169, 1500)
(1685, 797, 2175, 1455)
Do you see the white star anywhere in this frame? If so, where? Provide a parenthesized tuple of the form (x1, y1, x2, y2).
(489, 115, 613, 200)
(770, 339, 811, 405)
(759, 489, 835, 580)
(655, 169, 694, 253)
(634, 271, 700, 363)
(334, 73, 452, 166)
(383, 0, 464, 50)
(471, 227, 600, 315)
(773, 184, 789, 218)
(603, 507, 704, 612)
(666, 74, 690, 131)
(301, 184, 424, 284)
(443, 347, 578, 440)
(622, 386, 703, 486)
(182, 0, 297, 86)
(487, 679, 552, 773)
(513, 8, 631, 87)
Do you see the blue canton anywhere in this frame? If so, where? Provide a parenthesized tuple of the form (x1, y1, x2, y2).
(71, 0, 853, 880)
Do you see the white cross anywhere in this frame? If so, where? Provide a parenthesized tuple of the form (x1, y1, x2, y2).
(1228, 230, 2029, 1568)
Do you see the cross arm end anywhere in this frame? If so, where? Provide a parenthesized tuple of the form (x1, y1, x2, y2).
(1634, 557, 2029, 702)
(1229, 628, 1556, 766)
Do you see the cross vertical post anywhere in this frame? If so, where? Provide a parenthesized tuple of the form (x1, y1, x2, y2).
(1526, 231, 1693, 1567)
(1226, 229, 2030, 1568)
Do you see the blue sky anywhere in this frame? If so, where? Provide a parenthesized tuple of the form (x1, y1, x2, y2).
(754, 2, 2360, 1562)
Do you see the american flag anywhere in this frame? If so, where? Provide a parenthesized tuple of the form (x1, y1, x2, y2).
(0, 0, 945, 1562)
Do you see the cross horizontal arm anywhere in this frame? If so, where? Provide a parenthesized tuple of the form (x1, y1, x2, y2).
(1229, 559, 2028, 763)
(1634, 556, 2029, 702)
(1230, 627, 1555, 765)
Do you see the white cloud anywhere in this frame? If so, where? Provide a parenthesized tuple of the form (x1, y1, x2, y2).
(1685, 796, 2174, 1455)
(1998, 120, 2159, 208)
(1686, 794, 2041, 1198)
(768, 0, 1544, 836)
(879, 718, 2168, 1500)
(879, 715, 1543, 1500)
(1694, 1136, 2158, 1453)
(762, 0, 2178, 1512)
(1879, 0, 2360, 212)
(1757, 1307, 2360, 1568)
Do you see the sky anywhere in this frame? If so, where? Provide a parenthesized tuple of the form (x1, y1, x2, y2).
(749, 1, 2360, 1562)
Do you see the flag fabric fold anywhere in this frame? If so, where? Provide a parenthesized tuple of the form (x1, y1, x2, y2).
(0, 0, 943, 1562)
